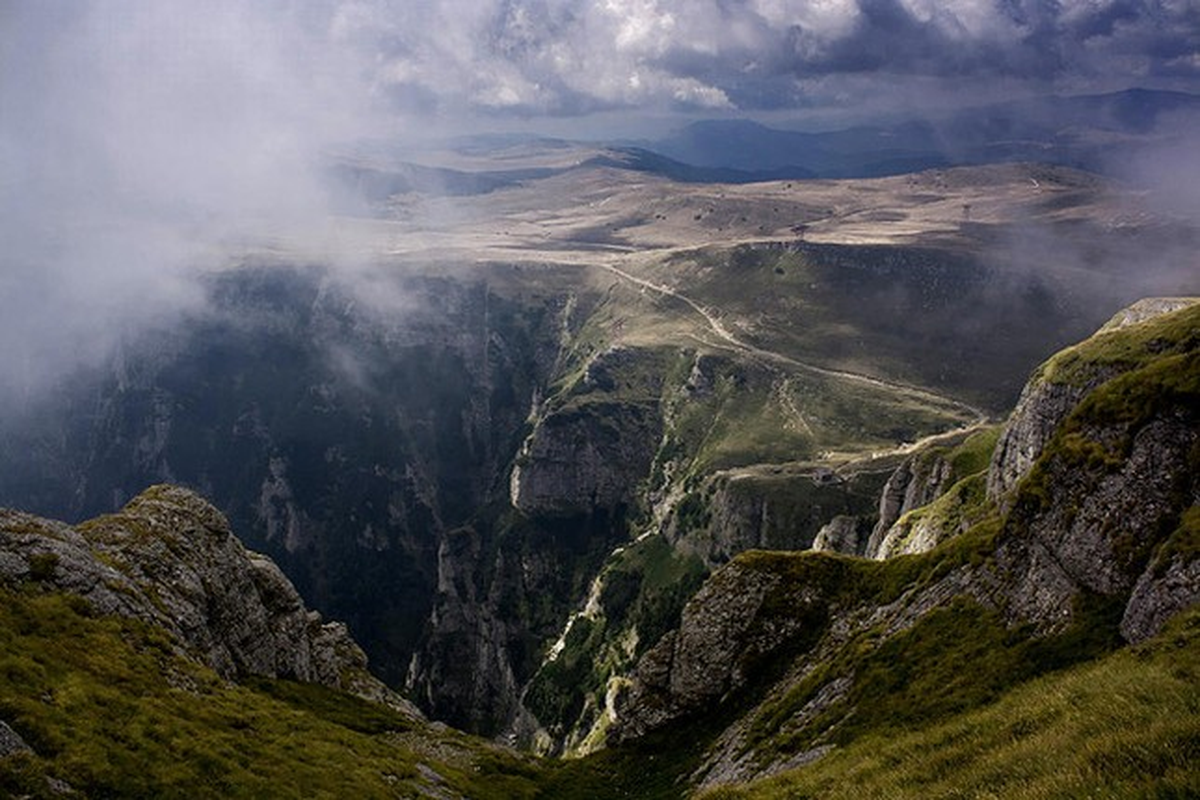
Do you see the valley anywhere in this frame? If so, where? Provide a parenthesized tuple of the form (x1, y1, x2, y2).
(1, 145, 1198, 796)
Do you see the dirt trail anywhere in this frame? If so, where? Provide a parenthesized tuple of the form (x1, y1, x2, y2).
(590, 258, 989, 426)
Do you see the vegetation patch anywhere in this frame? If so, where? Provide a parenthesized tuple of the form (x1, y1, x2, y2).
(700, 609, 1200, 800)
(525, 535, 707, 742)
(1035, 301, 1200, 388)
(0, 586, 542, 799)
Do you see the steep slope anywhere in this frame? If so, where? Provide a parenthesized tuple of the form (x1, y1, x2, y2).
(0, 486, 546, 799)
(700, 610, 1199, 799)
(606, 299, 1200, 793)
(2, 159, 1195, 742)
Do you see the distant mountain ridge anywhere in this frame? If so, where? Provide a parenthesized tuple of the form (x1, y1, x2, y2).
(640, 88, 1200, 180)
(330, 88, 1200, 200)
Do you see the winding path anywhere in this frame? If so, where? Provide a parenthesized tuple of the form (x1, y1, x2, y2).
(589, 258, 989, 426)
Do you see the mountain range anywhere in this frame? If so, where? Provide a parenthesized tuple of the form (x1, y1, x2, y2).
(1, 297, 1196, 797)
(1, 89, 1199, 797)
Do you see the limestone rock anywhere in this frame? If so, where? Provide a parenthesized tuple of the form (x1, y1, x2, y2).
(812, 515, 868, 556)
(1122, 554, 1200, 644)
(0, 485, 420, 718)
(864, 451, 954, 558)
(986, 379, 1093, 504)
(613, 560, 819, 741)
(1099, 297, 1198, 332)
(510, 401, 661, 516)
(988, 297, 1198, 505)
(0, 720, 31, 758)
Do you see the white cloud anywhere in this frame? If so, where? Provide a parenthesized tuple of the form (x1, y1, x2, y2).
(2, 0, 1195, 399)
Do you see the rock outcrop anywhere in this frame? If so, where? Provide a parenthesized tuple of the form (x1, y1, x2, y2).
(987, 297, 1199, 504)
(674, 471, 879, 565)
(0, 721, 30, 758)
(811, 515, 869, 555)
(864, 451, 954, 556)
(0, 484, 419, 717)
(510, 347, 665, 517)
(510, 402, 662, 516)
(861, 427, 999, 560)
(611, 299, 1200, 788)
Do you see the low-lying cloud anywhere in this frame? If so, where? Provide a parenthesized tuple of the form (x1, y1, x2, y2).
(1, 0, 1197, 402)
(0, 2, 379, 400)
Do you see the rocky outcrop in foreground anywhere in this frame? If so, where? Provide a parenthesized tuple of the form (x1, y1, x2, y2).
(612, 298, 1200, 789)
(0, 484, 418, 716)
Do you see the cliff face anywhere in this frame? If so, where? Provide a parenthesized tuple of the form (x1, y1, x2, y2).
(862, 426, 1001, 560)
(987, 297, 1199, 504)
(0, 484, 416, 714)
(864, 450, 954, 555)
(673, 470, 887, 566)
(611, 299, 1200, 790)
(511, 347, 664, 517)
(0, 248, 1170, 748)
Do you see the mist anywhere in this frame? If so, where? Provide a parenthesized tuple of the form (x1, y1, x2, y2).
(0, 2, 381, 401)
(2, 0, 1198, 403)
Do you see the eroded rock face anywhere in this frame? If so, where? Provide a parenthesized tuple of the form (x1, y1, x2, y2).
(0, 485, 418, 717)
(1008, 416, 1196, 600)
(510, 402, 662, 516)
(865, 452, 954, 558)
(614, 561, 816, 741)
(984, 297, 1198, 504)
(812, 515, 869, 556)
(986, 379, 1093, 504)
(0, 721, 31, 758)
(1122, 555, 1200, 643)
(611, 300, 1200, 788)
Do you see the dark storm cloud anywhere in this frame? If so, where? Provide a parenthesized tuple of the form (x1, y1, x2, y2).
(337, 0, 1199, 117)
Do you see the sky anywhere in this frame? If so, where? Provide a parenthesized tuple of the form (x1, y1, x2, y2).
(1, 0, 1198, 399)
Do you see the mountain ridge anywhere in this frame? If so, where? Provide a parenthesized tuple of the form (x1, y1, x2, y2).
(0, 297, 1197, 797)
(600, 298, 1200, 792)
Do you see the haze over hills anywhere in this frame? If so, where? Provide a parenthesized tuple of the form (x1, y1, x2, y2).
(1, 142, 1197, 745)
(638, 88, 1200, 180)
(3, 2, 1200, 796)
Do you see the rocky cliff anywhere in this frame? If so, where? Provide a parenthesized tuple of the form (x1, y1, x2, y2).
(0, 484, 417, 715)
(860, 426, 1000, 559)
(610, 299, 1200, 790)
(0, 243, 1166, 746)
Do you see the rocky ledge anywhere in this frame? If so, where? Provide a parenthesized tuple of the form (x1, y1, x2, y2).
(610, 298, 1200, 788)
(0, 484, 419, 717)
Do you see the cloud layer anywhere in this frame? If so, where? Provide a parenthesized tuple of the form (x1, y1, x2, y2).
(1, 1, 1197, 400)
(349, 0, 1200, 117)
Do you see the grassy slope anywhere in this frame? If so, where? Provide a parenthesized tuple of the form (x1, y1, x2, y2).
(0, 586, 542, 799)
(702, 609, 1200, 800)
(883, 426, 1002, 551)
(539, 303, 1200, 797)
(659, 244, 1089, 410)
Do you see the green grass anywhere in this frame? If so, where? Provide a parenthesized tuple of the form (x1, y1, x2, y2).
(524, 535, 708, 744)
(697, 499, 1134, 767)
(881, 425, 1001, 554)
(0, 586, 542, 799)
(534, 699, 739, 800)
(663, 243, 1078, 409)
(701, 609, 1200, 800)
(1035, 301, 1200, 388)
(944, 425, 1001, 480)
(886, 472, 994, 553)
